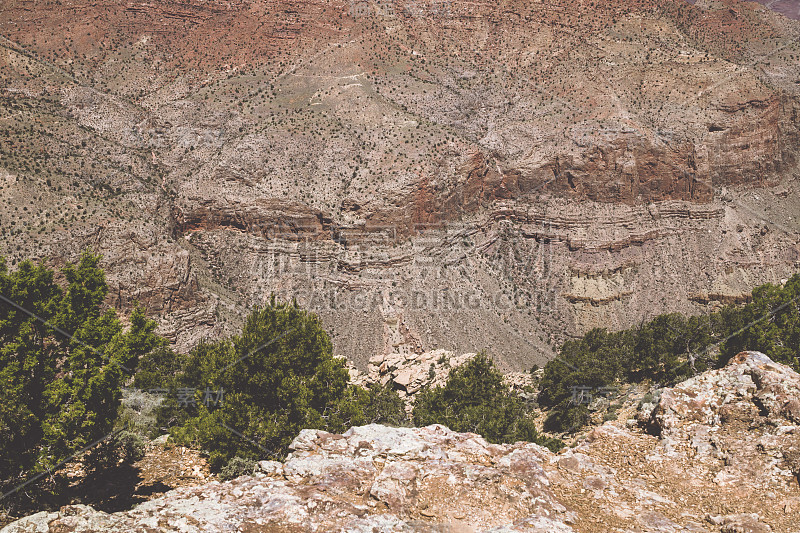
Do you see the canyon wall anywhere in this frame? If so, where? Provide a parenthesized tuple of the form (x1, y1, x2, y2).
(0, 0, 799, 368)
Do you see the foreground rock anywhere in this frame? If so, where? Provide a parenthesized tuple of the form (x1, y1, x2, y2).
(4, 352, 800, 532)
(3, 425, 575, 532)
(648, 350, 800, 489)
(547, 351, 800, 533)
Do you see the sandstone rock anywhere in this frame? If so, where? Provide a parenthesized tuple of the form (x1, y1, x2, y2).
(541, 352, 800, 532)
(647, 351, 800, 488)
(0, 511, 58, 533)
(6, 353, 800, 532)
(2, 425, 574, 532)
(256, 460, 283, 477)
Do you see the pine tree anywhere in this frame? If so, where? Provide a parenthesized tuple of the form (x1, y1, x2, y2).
(413, 352, 562, 451)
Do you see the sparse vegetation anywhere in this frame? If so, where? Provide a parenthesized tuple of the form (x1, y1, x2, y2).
(413, 352, 563, 452)
(539, 275, 800, 433)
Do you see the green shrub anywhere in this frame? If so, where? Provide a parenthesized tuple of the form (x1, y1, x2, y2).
(133, 345, 191, 434)
(84, 430, 147, 473)
(134, 345, 186, 391)
(543, 403, 590, 433)
(413, 352, 562, 452)
(168, 297, 400, 469)
(537, 328, 629, 410)
(0, 252, 162, 492)
(537, 273, 800, 435)
(719, 274, 800, 370)
(359, 383, 407, 426)
(219, 456, 257, 480)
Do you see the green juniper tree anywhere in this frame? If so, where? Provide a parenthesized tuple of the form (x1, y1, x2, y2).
(0, 252, 161, 493)
(413, 352, 562, 452)
(168, 297, 405, 470)
(537, 275, 800, 435)
(720, 275, 800, 369)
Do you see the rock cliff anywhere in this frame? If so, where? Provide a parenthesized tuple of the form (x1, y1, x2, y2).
(4, 352, 799, 532)
(1, 0, 800, 366)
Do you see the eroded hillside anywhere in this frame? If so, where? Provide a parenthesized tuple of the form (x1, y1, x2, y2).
(1, 0, 800, 369)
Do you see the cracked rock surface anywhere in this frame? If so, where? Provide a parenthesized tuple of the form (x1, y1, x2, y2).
(4, 352, 800, 532)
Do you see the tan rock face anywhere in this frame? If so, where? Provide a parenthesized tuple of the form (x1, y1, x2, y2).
(1, 425, 577, 533)
(1, 0, 800, 366)
(647, 351, 800, 490)
(4, 352, 800, 533)
(547, 352, 800, 532)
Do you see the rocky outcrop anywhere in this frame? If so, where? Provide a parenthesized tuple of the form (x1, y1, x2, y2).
(5, 352, 800, 532)
(1, 425, 576, 533)
(366, 348, 535, 410)
(172, 198, 333, 241)
(547, 351, 800, 532)
(644, 351, 800, 489)
(369, 348, 475, 394)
